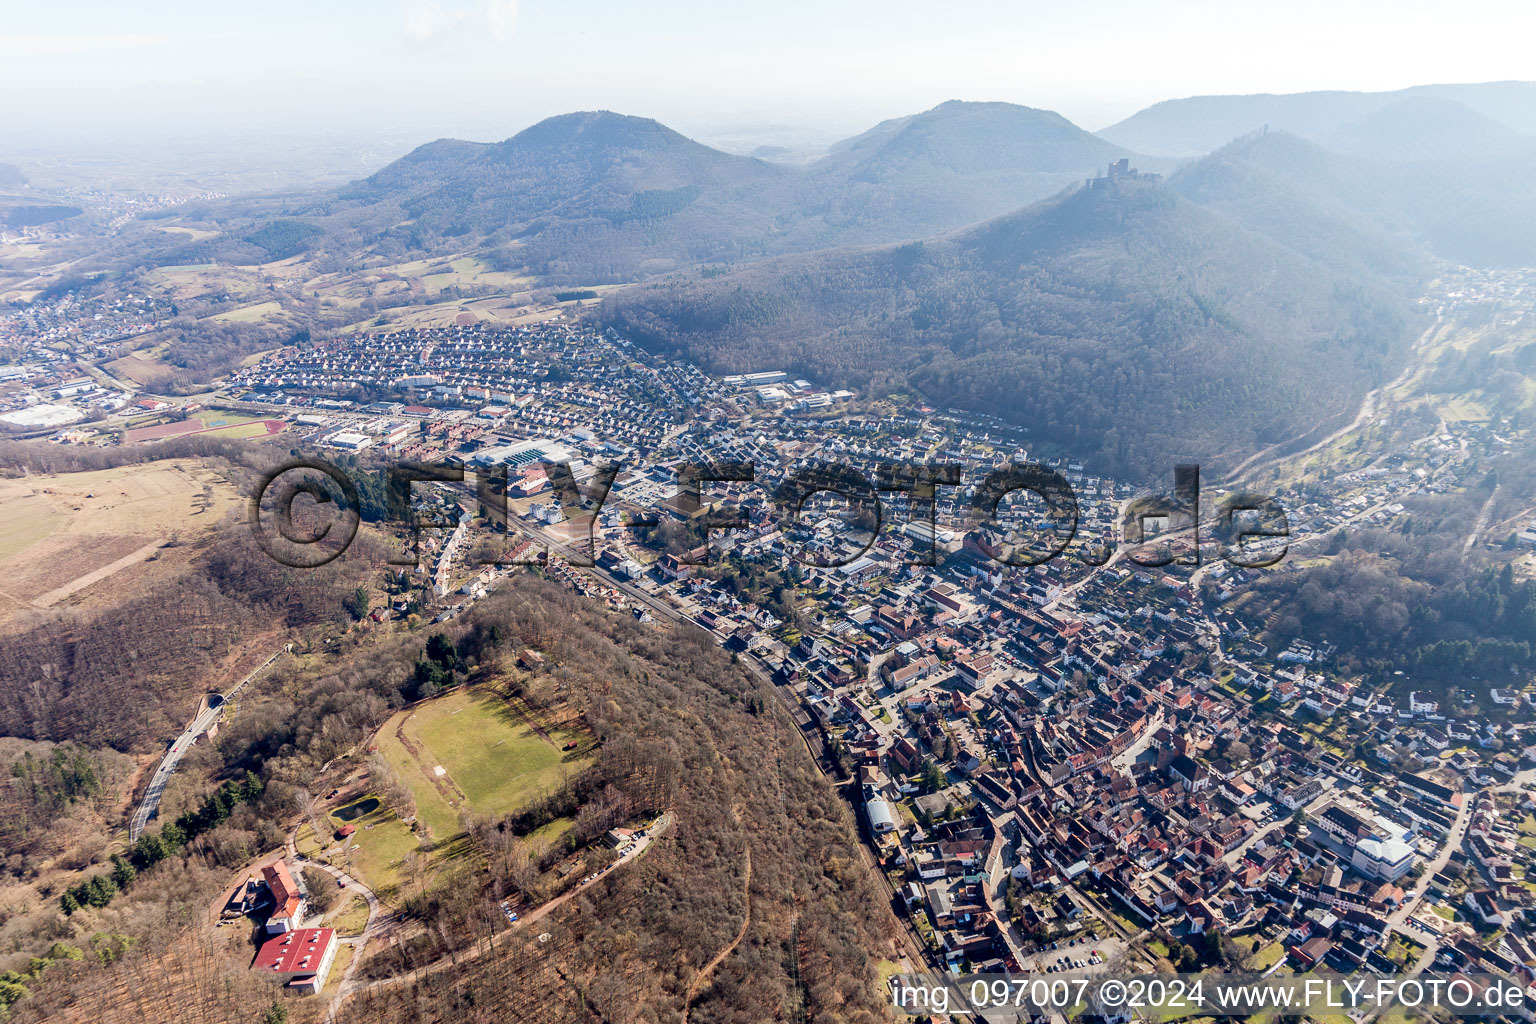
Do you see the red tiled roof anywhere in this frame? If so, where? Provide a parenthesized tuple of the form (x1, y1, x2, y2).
(262, 861, 302, 920)
(255, 928, 335, 976)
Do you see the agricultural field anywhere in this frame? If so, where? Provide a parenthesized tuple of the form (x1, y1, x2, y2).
(208, 300, 283, 324)
(0, 489, 60, 563)
(105, 340, 176, 388)
(336, 295, 556, 333)
(0, 460, 240, 627)
(153, 224, 219, 243)
(418, 255, 532, 295)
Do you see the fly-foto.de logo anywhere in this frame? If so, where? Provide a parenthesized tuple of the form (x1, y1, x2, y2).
(248, 458, 1288, 571)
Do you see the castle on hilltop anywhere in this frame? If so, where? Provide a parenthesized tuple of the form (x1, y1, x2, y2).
(1086, 158, 1161, 189)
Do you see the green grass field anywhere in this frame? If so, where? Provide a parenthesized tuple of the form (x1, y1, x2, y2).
(374, 723, 462, 840)
(525, 815, 575, 847)
(327, 795, 421, 901)
(198, 418, 279, 439)
(376, 685, 591, 841)
(330, 894, 371, 935)
(352, 686, 591, 897)
(320, 943, 355, 996)
(1245, 941, 1287, 970)
(294, 822, 324, 858)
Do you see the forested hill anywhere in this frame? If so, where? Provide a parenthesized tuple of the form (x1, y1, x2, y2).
(335, 111, 796, 282)
(299, 104, 1158, 282)
(1170, 122, 1536, 269)
(124, 90, 1536, 285)
(797, 100, 1140, 241)
(602, 173, 1422, 477)
(1166, 131, 1432, 281)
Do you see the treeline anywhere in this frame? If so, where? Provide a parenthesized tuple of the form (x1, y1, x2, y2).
(1256, 552, 1536, 699)
(159, 323, 316, 392)
(59, 772, 264, 917)
(3, 746, 102, 841)
(242, 220, 323, 260)
(0, 941, 94, 1020)
(496, 732, 677, 842)
(0, 436, 250, 476)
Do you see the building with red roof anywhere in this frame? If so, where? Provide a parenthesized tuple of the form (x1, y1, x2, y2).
(253, 927, 337, 995)
(261, 860, 305, 934)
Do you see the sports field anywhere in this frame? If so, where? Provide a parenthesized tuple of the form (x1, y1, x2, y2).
(377, 686, 590, 840)
(123, 415, 283, 443)
(198, 418, 284, 439)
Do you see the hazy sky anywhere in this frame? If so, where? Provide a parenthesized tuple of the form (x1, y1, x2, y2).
(4, 0, 1534, 151)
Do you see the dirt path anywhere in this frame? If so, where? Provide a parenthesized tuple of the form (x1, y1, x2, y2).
(683, 843, 752, 1024)
(32, 539, 162, 608)
(1463, 483, 1503, 556)
(328, 812, 671, 1010)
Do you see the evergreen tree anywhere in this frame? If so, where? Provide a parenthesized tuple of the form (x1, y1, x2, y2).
(84, 874, 117, 907)
(109, 854, 136, 890)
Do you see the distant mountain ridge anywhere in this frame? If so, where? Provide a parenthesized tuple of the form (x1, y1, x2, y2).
(308, 103, 1158, 281)
(139, 86, 1536, 279)
(1319, 96, 1536, 163)
(1100, 81, 1536, 155)
(1172, 122, 1536, 267)
(94, 84, 1528, 476)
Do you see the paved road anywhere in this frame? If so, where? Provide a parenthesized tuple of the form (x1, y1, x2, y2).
(1222, 318, 1439, 487)
(1353, 778, 1483, 1024)
(129, 646, 287, 842)
(1111, 709, 1164, 772)
(1389, 782, 1474, 934)
(294, 843, 383, 1024)
(1221, 788, 1334, 870)
(130, 697, 224, 841)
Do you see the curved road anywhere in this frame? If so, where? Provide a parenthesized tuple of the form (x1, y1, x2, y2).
(292, 844, 383, 1024)
(129, 646, 287, 842)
